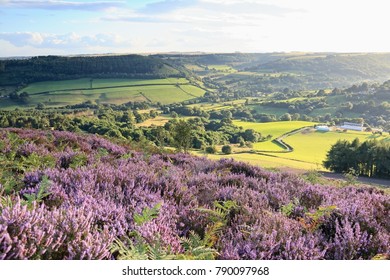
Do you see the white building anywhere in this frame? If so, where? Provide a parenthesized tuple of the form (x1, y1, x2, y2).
(316, 125, 330, 132)
(339, 122, 364, 131)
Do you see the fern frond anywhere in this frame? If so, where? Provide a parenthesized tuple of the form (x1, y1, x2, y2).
(110, 237, 148, 260)
(133, 202, 162, 225)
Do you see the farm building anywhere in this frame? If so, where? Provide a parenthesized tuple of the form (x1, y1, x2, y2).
(316, 125, 330, 132)
(339, 122, 364, 131)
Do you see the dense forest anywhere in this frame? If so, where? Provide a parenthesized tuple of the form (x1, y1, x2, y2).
(0, 55, 181, 85)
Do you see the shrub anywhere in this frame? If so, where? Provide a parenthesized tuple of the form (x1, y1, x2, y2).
(221, 145, 232, 154)
(205, 146, 217, 154)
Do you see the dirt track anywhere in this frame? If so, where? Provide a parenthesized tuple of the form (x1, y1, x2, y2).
(319, 172, 390, 187)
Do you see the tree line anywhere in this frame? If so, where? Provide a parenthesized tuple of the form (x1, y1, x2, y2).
(0, 55, 182, 86)
(323, 138, 390, 178)
(0, 107, 265, 153)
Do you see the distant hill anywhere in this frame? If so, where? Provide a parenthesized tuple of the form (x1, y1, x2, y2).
(3, 52, 390, 89)
(247, 53, 390, 86)
(160, 52, 390, 89)
(0, 54, 183, 86)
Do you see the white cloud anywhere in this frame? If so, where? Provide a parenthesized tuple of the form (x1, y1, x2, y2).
(0, 0, 125, 11)
(102, 0, 303, 24)
(0, 32, 129, 48)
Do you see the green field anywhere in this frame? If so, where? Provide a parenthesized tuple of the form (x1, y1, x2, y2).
(202, 121, 389, 172)
(247, 105, 289, 117)
(208, 65, 237, 73)
(277, 129, 389, 165)
(192, 151, 319, 172)
(136, 115, 171, 127)
(2, 78, 205, 109)
(233, 120, 316, 139)
(19, 78, 190, 94)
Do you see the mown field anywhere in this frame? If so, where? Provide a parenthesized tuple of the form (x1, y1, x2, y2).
(19, 78, 190, 94)
(279, 129, 390, 165)
(1, 78, 205, 109)
(192, 150, 319, 172)
(233, 120, 316, 141)
(196, 121, 390, 172)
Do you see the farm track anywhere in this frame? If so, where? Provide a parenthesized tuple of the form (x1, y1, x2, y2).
(30, 83, 191, 95)
(254, 126, 313, 153)
(319, 171, 390, 187)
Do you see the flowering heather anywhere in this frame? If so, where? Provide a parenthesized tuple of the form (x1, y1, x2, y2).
(0, 128, 389, 259)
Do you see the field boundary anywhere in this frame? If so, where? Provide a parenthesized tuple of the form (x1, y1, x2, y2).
(28, 82, 191, 95)
(253, 126, 314, 153)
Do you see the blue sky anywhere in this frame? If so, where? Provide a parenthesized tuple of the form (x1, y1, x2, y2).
(0, 0, 389, 56)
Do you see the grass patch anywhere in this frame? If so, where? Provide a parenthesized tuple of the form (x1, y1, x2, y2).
(233, 121, 316, 139)
(247, 105, 289, 117)
(1, 78, 205, 109)
(191, 151, 319, 172)
(135, 115, 171, 127)
(276, 129, 390, 165)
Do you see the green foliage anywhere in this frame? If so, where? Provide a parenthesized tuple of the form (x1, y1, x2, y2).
(324, 138, 390, 178)
(22, 176, 51, 209)
(111, 232, 176, 260)
(172, 120, 193, 153)
(221, 145, 232, 154)
(196, 200, 239, 247)
(299, 205, 338, 232)
(280, 198, 300, 217)
(111, 201, 228, 260)
(205, 146, 217, 154)
(0, 185, 14, 211)
(133, 202, 162, 226)
(111, 203, 174, 260)
(343, 168, 359, 186)
(304, 170, 323, 184)
(177, 231, 218, 260)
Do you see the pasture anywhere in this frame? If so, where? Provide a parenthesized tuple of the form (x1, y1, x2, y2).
(192, 150, 320, 172)
(277, 129, 390, 165)
(208, 65, 237, 73)
(2, 78, 205, 109)
(233, 120, 316, 140)
(205, 121, 389, 172)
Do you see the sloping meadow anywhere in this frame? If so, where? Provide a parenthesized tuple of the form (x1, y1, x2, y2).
(0, 129, 389, 260)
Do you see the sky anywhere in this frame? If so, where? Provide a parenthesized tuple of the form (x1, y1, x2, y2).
(0, 0, 389, 56)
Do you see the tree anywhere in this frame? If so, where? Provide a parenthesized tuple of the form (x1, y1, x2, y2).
(36, 103, 45, 110)
(243, 129, 260, 142)
(170, 111, 179, 118)
(19, 92, 30, 103)
(222, 145, 232, 154)
(172, 120, 193, 153)
(279, 113, 292, 121)
(205, 146, 217, 154)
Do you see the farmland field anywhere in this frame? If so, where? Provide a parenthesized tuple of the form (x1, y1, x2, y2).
(277, 129, 390, 165)
(192, 150, 320, 172)
(135, 115, 171, 127)
(19, 78, 190, 94)
(1, 78, 205, 109)
(208, 65, 237, 73)
(187, 99, 247, 111)
(247, 105, 290, 117)
(208, 121, 390, 172)
(233, 120, 316, 139)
